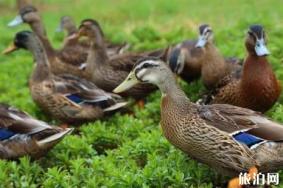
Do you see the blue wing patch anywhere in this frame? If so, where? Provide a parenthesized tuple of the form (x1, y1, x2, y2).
(0, 128, 16, 140)
(233, 132, 264, 148)
(66, 94, 83, 104)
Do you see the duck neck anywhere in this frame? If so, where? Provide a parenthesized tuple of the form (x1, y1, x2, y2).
(29, 20, 55, 57)
(201, 42, 227, 89)
(242, 54, 272, 81)
(159, 73, 189, 103)
(86, 27, 109, 70)
(241, 54, 271, 86)
(159, 70, 194, 134)
(27, 36, 51, 82)
(203, 43, 226, 67)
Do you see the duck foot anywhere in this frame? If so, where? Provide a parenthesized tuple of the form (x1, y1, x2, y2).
(228, 167, 258, 188)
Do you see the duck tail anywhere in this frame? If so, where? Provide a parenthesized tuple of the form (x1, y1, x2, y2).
(103, 102, 128, 112)
(36, 128, 73, 147)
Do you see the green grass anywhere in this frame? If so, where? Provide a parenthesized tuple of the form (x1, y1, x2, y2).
(1, 0, 283, 187)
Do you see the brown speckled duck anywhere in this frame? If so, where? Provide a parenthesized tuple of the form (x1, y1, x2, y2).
(0, 103, 72, 160)
(3, 31, 127, 124)
(76, 19, 168, 99)
(167, 24, 241, 87)
(8, 5, 91, 78)
(56, 16, 130, 60)
(206, 25, 281, 113)
(8, 5, 130, 77)
(113, 57, 283, 179)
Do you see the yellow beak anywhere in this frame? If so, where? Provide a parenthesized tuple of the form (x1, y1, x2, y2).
(2, 43, 18, 55)
(113, 71, 140, 93)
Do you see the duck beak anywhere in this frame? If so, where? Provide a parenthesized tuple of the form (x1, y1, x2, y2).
(255, 39, 270, 56)
(8, 15, 23, 27)
(195, 35, 207, 48)
(2, 43, 18, 54)
(113, 71, 139, 93)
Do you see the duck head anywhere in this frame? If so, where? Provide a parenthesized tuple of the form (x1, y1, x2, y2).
(195, 24, 213, 48)
(2, 31, 33, 54)
(56, 16, 76, 33)
(77, 19, 104, 38)
(8, 5, 39, 27)
(245, 25, 270, 57)
(114, 57, 170, 93)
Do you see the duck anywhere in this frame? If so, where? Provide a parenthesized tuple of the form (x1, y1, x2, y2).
(113, 57, 283, 180)
(0, 103, 73, 159)
(167, 24, 241, 87)
(7, 4, 92, 78)
(8, 5, 131, 77)
(56, 16, 130, 59)
(56, 16, 78, 37)
(76, 19, 169, 99)
(204, 25, 281, 113)
(55, 15, 92, 67)
(3, 31, 127, 124)
(70, 18, 130, 57)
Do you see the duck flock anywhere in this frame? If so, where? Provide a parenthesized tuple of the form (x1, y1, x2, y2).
(1, 1, 283, 187)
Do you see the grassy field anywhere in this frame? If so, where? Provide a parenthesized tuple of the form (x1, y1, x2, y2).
(0, 0, 283, 187)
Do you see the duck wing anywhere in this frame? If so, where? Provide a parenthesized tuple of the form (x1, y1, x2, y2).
(0, 103, 55, 139)
(198, 104, 283, 142)
(53, 74, 126, 109)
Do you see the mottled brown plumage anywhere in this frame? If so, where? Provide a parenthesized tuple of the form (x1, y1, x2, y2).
(57, 16, 130, 67)
(114, 58, 283, 177)
(168, 40, 203, 82)
(8, 5, 131, 79)
(4, 31, 127, 124)
(167, 25, 242, 86)
(87, 53, 159, 99)
(78, 20, 170, 99)
(8, 5, 91, 78)
(200, 44, 241, 90)
(209, 25, 281, 113)
(0, 103, 72, 159)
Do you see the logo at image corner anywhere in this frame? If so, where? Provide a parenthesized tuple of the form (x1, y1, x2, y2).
(239, 172, 279, 186)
